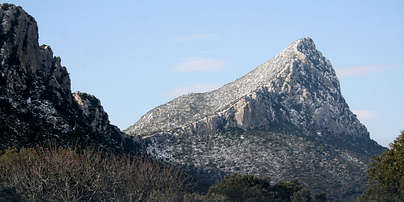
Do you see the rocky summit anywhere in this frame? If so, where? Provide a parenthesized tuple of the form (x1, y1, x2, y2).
(125, 38, 385, 199)
(0, 4, 138, 152)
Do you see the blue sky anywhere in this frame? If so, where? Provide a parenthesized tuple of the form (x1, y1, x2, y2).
(5, 1, 403, 146)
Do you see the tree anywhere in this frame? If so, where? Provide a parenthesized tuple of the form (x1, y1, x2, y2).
(207, 174, 273, 202)
(291, 189, 311, 202)
(360, 130, 404, 201)
(207, 174, 320, 202)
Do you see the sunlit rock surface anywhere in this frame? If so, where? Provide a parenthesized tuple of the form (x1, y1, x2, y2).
(126, 38, 384, 200)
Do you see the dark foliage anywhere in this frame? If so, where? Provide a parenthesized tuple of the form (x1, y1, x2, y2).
(359, 130, 404, 201)
(0, 184, 21, 202)
(206, 174, 327, 202)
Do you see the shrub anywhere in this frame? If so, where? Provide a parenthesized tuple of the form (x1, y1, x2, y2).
(0, 146, 331, 201)
(184, 192, 226, 201)
(206, 174, 323, 202)
(359, 130, 404, 201)
(0, 184, 21, 202)
(0, 145, 192, 201)
(208, 174, 272, 201)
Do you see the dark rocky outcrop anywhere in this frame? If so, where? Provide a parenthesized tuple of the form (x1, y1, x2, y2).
(125, 38, 385, 200)
(0, 4, 138, 153)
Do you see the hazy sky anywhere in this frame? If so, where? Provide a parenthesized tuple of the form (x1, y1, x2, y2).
(5, 1, 403, 146)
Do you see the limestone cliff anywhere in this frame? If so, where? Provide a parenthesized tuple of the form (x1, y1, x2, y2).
(125, 38, 385, 200)
(0, 4, 138, 152)
(127, 38, 367, 139)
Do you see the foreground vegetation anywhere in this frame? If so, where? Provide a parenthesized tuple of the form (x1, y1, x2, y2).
(0, 146, 192, 201)
(0, 144, 327, 201)
(187, 175, 327, 202)
(2, 131, 403, 201)
(360, 130, 404, 201)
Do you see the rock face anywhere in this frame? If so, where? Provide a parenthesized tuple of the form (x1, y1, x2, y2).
(125, 38, 385, 199)
(0, 4, 137, 152)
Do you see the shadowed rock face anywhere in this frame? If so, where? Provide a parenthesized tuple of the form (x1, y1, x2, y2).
(125, 38, 385, 200)
(0, 4, 138, 152)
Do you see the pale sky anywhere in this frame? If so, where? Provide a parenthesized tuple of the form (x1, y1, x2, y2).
(5, 0, 403, 146)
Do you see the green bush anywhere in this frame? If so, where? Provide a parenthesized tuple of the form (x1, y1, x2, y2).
(359, 130, 404, 201)
(0, 184, 21, 202)
(184, 192, 226, 201)
(208, 174, 272, 201)
(206, 174, 325, 202)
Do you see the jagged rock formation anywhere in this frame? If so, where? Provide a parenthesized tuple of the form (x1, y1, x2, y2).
(126, 38, 385, 200)
(0, 4, 138, 152)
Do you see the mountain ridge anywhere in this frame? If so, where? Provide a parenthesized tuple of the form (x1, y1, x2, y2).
(0, 4, 139, 152)
(126, 37, 368, 140)
(125, 37, 384, 200)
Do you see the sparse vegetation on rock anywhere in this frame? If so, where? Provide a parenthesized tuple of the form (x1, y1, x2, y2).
(125, 35, 385, 201)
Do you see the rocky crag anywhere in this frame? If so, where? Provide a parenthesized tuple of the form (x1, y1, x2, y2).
(0, 4, 138, 152)
(126, 38, 385, 199)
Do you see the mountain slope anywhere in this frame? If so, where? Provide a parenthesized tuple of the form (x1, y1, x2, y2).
(0, 4, 138, 152)
(126, 38, 368, 139)
(125, 38, 385, 200)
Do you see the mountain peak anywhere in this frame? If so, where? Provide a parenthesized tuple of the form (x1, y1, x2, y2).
(277, 37, 316, 57)
(125, 37, 384, 200)
(276, 37, 322, 65)
(126, 37, 346, 137)
(294, 37, 315, 49)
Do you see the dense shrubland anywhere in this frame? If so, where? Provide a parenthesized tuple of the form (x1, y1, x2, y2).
(0, 144, 329, 201)
(5, 130, 403, 202)
(3, 131, 403, 202)
(0, 145, 192, 201)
